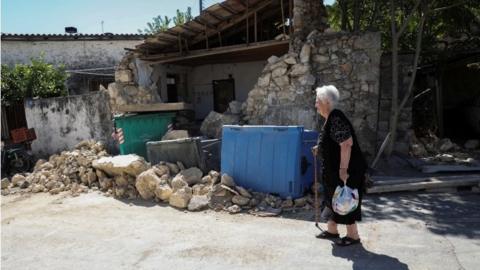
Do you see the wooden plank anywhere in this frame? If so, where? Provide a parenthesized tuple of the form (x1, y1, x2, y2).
(372, 177, 434, 186)
(115, 102, 194, 113)
(254, 12, 257, 42)
(421, 165, 480, 173)
(246, 0, 249, 45)
(194, 18, 217, 30)
(219, 3, 241, 15)
(180, 24, 203, 34)
(189, 0, 274, 47)
(204, 10, 226, 21)
(280, 0, 286, 36)
(367, 174, 480, 194)
(141, 40, 289, 63)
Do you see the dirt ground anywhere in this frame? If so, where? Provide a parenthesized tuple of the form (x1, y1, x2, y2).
(2, 191, 479, 270)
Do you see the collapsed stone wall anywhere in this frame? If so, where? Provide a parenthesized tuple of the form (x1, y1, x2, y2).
(291, 0, 329, 50)
(244, 31, 381, 158)
(107, 52, 161, 111)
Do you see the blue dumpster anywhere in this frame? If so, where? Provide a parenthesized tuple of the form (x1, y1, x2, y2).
(301, 130, 319, 192)
(221, 125, 305, 198)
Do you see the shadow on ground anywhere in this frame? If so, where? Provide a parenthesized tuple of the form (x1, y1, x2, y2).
(281, 191, 480, 238)
(331, 243, 410, 270)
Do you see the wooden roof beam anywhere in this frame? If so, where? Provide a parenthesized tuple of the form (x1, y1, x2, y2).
(194, 18, 217, 30)
(180, 25, 203, 34)
(235, 0, 247, 9)
(156, 36, 177, 43)
(189, 0, 275, 46)
(203, 10, 226, 22)
(219, 3, 241, 15)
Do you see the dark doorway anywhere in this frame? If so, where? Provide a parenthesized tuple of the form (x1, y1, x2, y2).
(213, 79, 235, 113)
(441, 56, 480, 142)
(167, 74, 179, 102)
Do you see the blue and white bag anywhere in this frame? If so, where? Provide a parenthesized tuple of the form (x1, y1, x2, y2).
(332, 185, 359, 215)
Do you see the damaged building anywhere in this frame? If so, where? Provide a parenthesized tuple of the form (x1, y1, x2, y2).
(109, 0, 382, 159)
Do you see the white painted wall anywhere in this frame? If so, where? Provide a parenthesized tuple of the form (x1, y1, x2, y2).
(25, 91, 114, 158)
(1, 40, 142, 68)
(189, 61, 266, 119)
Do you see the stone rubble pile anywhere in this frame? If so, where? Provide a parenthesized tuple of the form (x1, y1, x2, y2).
(200, 101, 244, 138)
(132, 162, 313, 215)
(1, 143, 314, 216)
(409, 132, 480, 164)
(1, 140, 109, 196)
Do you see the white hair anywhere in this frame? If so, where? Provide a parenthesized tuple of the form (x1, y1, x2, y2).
(316, 85, 340, 108)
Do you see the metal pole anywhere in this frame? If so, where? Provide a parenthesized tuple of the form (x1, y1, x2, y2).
(199, 0, 203, 14)
(205, 24, 209, 49)
(246, 0, 249, 45)
(254, 12, 257, 43)
(280, 0, 286, 37)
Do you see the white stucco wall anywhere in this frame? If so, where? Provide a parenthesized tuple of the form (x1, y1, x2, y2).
(2, 39, 144, 94)
(1, 40, 142, 69)
(134, 60, 266, 119)
(189, 61, 266, 119)
(25, 91, 114, 158)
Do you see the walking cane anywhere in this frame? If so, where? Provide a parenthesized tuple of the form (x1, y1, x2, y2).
(313, 153, 324, 233)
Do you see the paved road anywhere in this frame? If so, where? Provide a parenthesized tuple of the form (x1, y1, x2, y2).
(2, 191, 479, 270)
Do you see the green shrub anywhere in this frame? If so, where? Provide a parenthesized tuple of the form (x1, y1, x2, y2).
(1, 55, 68, 106)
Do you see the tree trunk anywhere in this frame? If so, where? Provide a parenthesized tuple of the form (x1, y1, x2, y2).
(385, 0, 425, 157)
(353, 0, 362, 32)
(386, 0, 399, 156)
(339, 0, 348, 31)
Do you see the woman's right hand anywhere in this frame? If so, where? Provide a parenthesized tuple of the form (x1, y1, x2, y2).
(311, 145, 318, 156)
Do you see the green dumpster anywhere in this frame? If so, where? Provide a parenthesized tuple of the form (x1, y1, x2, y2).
(114, 112, 175, 159)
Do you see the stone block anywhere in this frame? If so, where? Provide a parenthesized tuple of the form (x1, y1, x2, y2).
(115, 69, 133, 83)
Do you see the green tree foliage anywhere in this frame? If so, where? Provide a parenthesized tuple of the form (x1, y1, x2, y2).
(1, 55, 68, 106)
(138, 7, 193, 35)
(138, 15, 172, 34)
(326, 0, 480, 51)
(173, 7, 193, 26)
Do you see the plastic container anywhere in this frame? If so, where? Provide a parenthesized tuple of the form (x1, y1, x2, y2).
(301, 130, 319, 192)
(146, 137, 205, 170)
(11, 127, 36, 144)
(114, 113, 175, 158)
(146, 137, 222, 173)
(200, 138, 221, 173)
(221, 125, 304, 198)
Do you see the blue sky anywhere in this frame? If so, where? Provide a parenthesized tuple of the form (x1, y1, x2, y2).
(1, 0, 334, 34)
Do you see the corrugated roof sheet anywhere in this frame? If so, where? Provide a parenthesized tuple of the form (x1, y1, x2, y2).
(1, 33, 147, 41)
(136, 0, 276, 54)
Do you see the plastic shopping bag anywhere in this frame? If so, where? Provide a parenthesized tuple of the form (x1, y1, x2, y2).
(332, 185, 359, 215)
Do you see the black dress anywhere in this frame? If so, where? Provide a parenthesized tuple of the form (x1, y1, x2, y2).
(317, 109, 367, 225)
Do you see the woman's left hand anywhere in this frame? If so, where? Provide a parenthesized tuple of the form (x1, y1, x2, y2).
(339, 168, 349, 184)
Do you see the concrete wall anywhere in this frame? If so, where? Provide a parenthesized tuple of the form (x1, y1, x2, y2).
(1, 40, 141, 68)
(25, 91, 114, 158)
(1, 39, 142, 95)
(189, 61, 265, 119)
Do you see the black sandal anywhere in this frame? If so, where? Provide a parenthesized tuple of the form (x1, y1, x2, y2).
(336, 236, 361, 246)
(316, 231, 340, 239)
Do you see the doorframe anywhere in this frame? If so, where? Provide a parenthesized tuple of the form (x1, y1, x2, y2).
(212, 78, 235, 113)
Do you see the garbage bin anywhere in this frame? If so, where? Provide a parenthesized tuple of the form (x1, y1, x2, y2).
(221, 125, 304, 198)
(114, 112, 175, 159)
(301, 130, 319, 192)
(146, 137, 205, 170)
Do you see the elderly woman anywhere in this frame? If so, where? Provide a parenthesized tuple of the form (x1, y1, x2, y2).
(312, 85, 367, 246)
